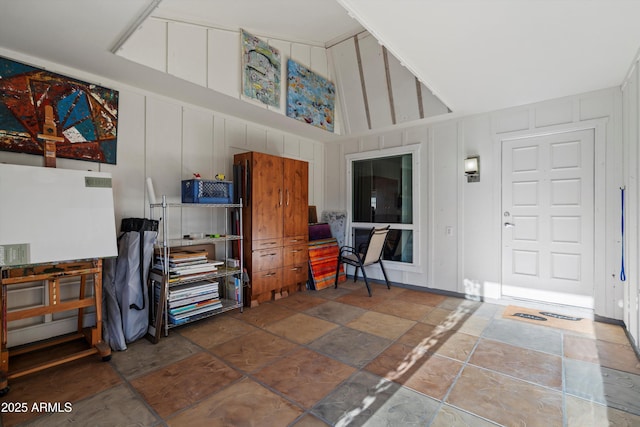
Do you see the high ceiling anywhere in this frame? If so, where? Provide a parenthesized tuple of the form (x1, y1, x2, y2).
(338, 0, 640, 115)
(1, 0, 640, 139)
(153, 0, 364, 47)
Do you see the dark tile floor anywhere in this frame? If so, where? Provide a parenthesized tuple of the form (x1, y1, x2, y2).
(2, 280, 640, 426)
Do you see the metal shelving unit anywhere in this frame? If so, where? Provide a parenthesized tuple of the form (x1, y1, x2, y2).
(147, 196, 243, 343)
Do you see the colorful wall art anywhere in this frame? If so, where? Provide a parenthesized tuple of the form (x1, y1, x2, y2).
(241, 30, 281, 107)
(286, 59, 335, 132)
(0, 56, 119, 164)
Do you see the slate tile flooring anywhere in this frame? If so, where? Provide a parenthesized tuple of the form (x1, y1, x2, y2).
(2, 281, 640, 426)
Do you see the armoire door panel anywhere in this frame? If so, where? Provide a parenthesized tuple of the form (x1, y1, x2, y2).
(251, 152, 283, 241)
(283, 158, 308, 238)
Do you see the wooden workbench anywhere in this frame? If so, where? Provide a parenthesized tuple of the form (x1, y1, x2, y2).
(0, 259, 111, 396)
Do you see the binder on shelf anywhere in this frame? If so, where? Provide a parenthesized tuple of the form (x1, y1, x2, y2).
(169, 299, 222, 316)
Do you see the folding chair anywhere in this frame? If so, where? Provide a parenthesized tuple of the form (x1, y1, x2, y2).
(334, 226, 391, 296)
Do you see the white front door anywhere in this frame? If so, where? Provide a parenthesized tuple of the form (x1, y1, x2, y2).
(502, 129, 595, 307)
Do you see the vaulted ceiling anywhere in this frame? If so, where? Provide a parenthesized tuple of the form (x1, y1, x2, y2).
(1, 0, 640, 139)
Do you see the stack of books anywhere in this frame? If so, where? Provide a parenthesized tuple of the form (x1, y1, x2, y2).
(154, 249, 223, 282)
(155, 279, 222, 325)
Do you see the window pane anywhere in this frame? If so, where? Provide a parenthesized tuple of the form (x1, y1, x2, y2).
(353, 228, 413, 263)
(352, 154, 412, 224)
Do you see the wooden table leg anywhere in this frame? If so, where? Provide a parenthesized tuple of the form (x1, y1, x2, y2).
(0, 274, 9, 395)
(90, 259, 110, 360)
(77, 274, 86, 333)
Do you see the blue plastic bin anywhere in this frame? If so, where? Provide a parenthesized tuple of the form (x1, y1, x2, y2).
(181, 179, 233, 204)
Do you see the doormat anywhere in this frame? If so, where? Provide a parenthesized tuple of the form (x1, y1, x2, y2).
(503, 305, 593, 335)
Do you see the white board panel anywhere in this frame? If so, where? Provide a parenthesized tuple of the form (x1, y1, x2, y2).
(291, 43, 311, 68)
(145, 97, 182, 239)
(0, 164, 117, 266)
(534, 100, 573, 128)
(106, 90, 146, 222)
(329, 38, 368, 133)
(421, 83, 450, 118)
(167, 22, 207, 86)
(208, 28, 241, 98)
(310, 46, 329, 80)
(117, 18, 167, 72)
(358, 33, 392, 129)
(387, 53, 420, 124)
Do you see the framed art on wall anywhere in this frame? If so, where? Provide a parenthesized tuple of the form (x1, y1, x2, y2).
(0, 56, 119, 164)
(241, 29, 281, 107)
(286, 59, 335, 132)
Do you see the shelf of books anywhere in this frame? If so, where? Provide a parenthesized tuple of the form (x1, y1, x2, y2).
(147, 196, 243, 343)
(151, 248, 242, 325)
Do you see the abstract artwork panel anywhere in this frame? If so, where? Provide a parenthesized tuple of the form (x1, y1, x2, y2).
(241, 29, 280, 107)
(286, 59, 335, 132)
(0, 56, 118, 164)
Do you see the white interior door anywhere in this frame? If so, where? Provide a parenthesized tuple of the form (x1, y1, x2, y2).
(502, 129, 594, 308)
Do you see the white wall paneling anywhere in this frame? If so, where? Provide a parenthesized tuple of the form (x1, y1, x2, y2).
(431, 122, 459, 293)
(167, 22, 207, 86)
(310, 46, 329, 79)
(145, 97, 183, 241)
(388, 53, 420, 124)
(326, 87, 624, 322)
(534, 99, 575, 128)
(181, 107, 216, 237)
(380, 130, 402, 149)
(462, 115, 499, 289)
(421, 83, 450, 118)
(118, 16, 452, 137)
(117, 17, 167, 72)
(282, 133, 300, 158)
(493, 108, 531, 135)
(0, 48, 325, 349)
(208, 28, 241, 97)
(181, 107, 215, 179)
(622, 63, 640, 347)
(225, 117, 248, 148)
(329, 37, 368, 134)
(105, 90, 147, 223)
(357, 33, 392, 129)
(247, 125, 269, 153)
(266, 128, 286, 155)
(291, 43, 311, 68)
(119, 18, 336, 128)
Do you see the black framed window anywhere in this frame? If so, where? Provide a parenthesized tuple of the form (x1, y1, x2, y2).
(351, 153, 414, 264)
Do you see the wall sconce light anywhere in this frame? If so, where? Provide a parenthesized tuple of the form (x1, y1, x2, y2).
(464, 156, 480, 183)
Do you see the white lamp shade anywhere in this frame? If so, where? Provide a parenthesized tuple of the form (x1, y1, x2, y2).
(464, 156, 479, 174)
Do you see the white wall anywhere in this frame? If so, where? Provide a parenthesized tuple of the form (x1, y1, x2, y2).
(118, 18, 450, 137)
(0, 47, 325, 346)
(622, 58, 640, 347)
(118, 17, 334, 127)
(328, 33, 449, 133)
(326, 87, 625, 321)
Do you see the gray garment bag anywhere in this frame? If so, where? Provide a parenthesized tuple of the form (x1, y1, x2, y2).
(103, 218, 158, 350)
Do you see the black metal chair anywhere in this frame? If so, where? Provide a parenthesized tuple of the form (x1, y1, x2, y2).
(334, 226, 391, 296)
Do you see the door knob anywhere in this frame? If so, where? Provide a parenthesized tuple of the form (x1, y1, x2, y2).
(504, 222, 515, 228)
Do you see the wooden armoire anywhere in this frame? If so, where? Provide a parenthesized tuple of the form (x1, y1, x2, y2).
(234, 152, 309, 306)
